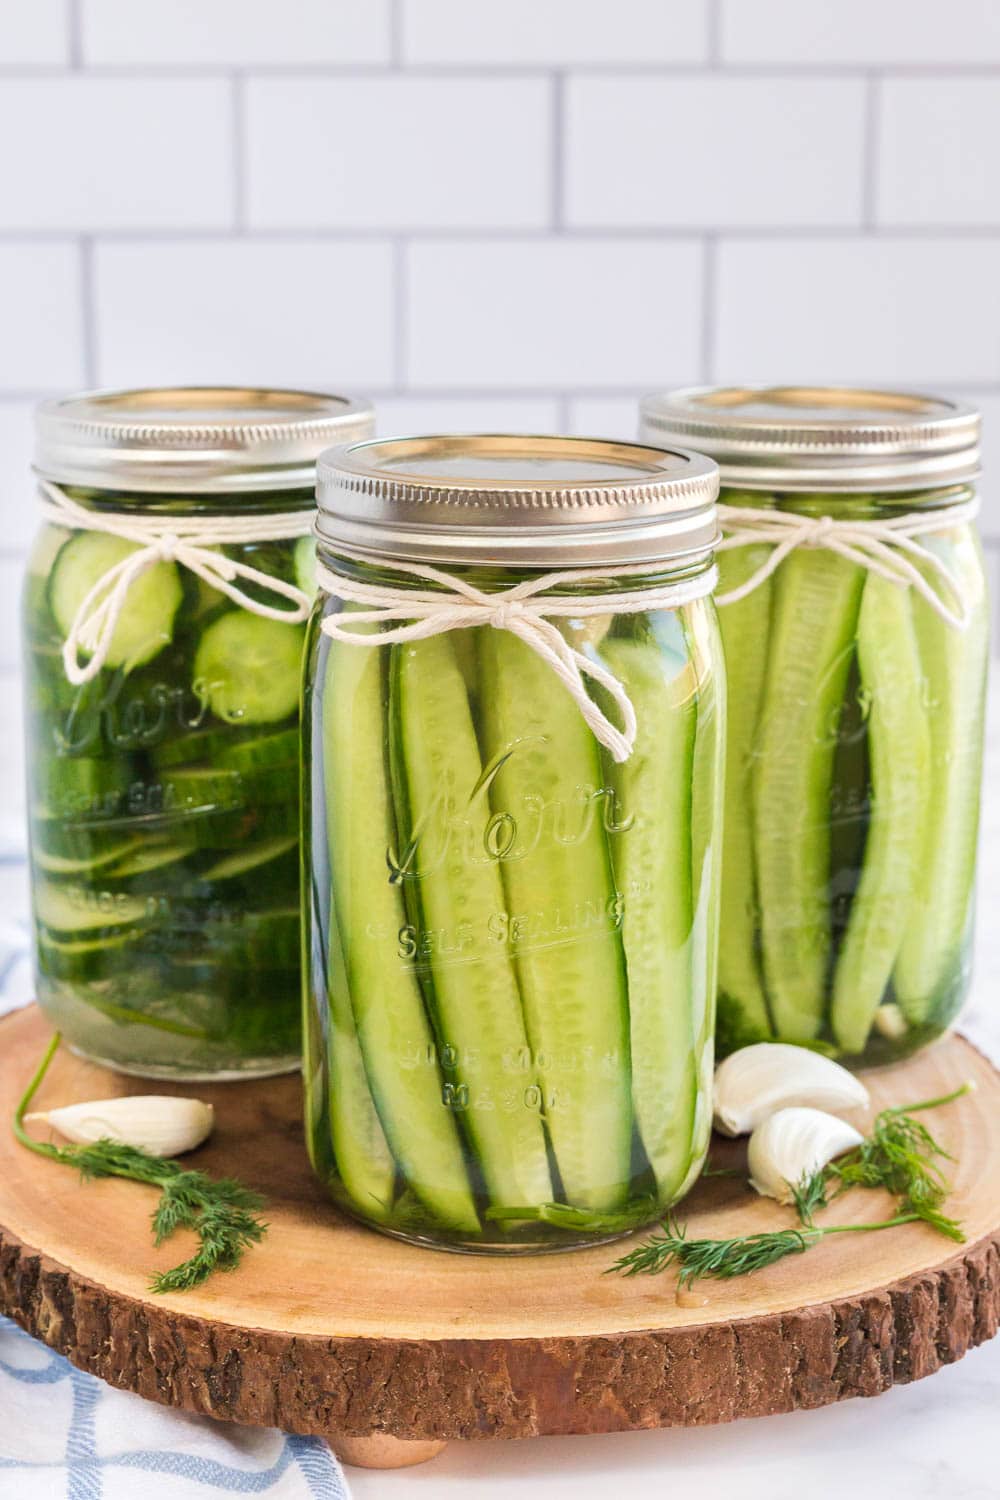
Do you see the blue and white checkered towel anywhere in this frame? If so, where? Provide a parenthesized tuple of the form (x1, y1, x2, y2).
(0, 858, 351, 1500)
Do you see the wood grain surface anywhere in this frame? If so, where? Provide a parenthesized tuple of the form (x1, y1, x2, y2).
(1, 1004, 998, 1443)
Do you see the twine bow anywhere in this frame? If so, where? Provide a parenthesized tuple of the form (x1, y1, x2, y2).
(716, 497, 982, 630)
(38, 483, 314, 685)
(316, 552, 718, 763)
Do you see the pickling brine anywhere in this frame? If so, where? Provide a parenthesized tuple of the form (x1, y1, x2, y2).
(25, 387, 373, 1079)
(302, 433, 724, 1250)
(641, 387, 988, 1065)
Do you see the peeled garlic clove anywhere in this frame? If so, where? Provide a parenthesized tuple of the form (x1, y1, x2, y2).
(713, 1042, 869, 1137)
(29, 1096, 214, 1157)
(748, 1107, 864, 1204)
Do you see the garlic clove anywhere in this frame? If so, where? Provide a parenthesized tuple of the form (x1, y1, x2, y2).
(713, 1042, 869, 1137)
(28, 1096, 214, 1157)
(747, 1107, 864, 1204)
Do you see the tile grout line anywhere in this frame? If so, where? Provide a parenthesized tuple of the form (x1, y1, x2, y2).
(6, 61, 1000, 79)
(551, 72, 565, 232)
(700, 234, 718, 384)
(389, 0, 403, 67)
(5, 226, 1000, 245)
(67, 0, 83, 68)
(862, 73, 881, 231)
(78, 236, 97, 386)
(393, 238, 408, 390)
(232, 73, 248, 232)
(706, 0, 722, 66)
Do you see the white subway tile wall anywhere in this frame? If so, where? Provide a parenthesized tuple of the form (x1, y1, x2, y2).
(0, 0, 998, 671)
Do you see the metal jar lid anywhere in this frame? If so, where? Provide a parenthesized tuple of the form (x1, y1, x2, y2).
(639, 386, 981, 493)
(315, 433, 719, 568)
(35, 386, 375, 494)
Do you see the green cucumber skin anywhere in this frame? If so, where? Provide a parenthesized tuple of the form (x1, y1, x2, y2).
(600, 634, 698, 1202)
(830, 576, 931, 1055)
(391, 634, 554, 1213)
(476, 628, 633, 1215)
(49, 532, 183, 674)
(685, 604, 726, 1174)
(320, 631, 479, 1234)
(753, 550, 864, 1042)
(323, 885, 397, 1223)
(893, 529, 990, 1020)
(715, 542, 775, 1043)
(25, 517, 304, 1077)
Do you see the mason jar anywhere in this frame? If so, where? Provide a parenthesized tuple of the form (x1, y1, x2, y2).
(302, 433, 724, 1250)
(641, 386, 988, 1066)
(25, 386, 374, 1079)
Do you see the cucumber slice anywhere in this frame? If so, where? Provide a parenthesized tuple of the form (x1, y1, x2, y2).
(172, 800, 299, 848)
(753, 548, 864, 1041)
(831, 575, 930, 1054)
(894, 528, 990, 1019)
(476, 629, 632, 1215)
(200, 836, 298, 883)
(828, 653, 870, 947)
(193, 612, 304, 726)
(106, 839, 195, 880)
(34, 880, 148, 937)
(49, 532, 182, 672)
(37, 928, 137, 982)
(153, 727, 239, 769)
(324, 877, 398, 1223)
(158, 764, 246, 814)
(31, 755, 131, 820)
(217, 728, 299, 772)
(716, 539, 775, 1040)
(685, 603, 726, 1163)
(601, 631, 698, 1201)
(32, 838, 139, 876)
(391, 633, 553, 1214)
(294, 535, 317, 597)
(322, 633, 479, 1233)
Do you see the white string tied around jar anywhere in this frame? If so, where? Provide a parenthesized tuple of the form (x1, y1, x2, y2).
(38, 482, 315, 686)
(315, 551, 718, 764)
(716, 495, 982, 630)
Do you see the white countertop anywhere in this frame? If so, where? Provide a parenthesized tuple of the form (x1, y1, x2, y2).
(1, 669, 998, 1500)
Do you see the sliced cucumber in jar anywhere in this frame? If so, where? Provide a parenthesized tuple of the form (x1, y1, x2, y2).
(477, 628, 633, 1216)
(390, 632, 554, 1217)
(294, 535, 317, 597)
(33, 879, 149, 937)
(193, 612, 304, 726)
(715, 535, 775, 1042)
(321, 630, 479, 1233)
(830, 575, 930, 1055)
(894, 529, 990, 1021)
(600, 632, 698, 1202)
(200, 837, 298, 883)
(49, 532, 182, 672)
(752, 548, 864, 1042)
(216, 728, 299, 772)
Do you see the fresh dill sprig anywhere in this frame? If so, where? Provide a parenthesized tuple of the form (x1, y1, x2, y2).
(608, 1214, 929, 1285)
(14, 1034, 267, 1293)
(612, 1084, 972, 1285)
(790, 1167, 829, 1227)
(610, 1217, 822, 1283)
(825, 1085, 970, 1242)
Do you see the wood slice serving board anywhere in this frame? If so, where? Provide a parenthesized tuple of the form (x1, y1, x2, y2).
(2, 1005, 1000, 1466)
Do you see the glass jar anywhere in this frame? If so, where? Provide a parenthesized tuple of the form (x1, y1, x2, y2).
(641, 386, 988, 1066)
(303, 433, 724, 1251)
(25, 386, 374, 1079)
